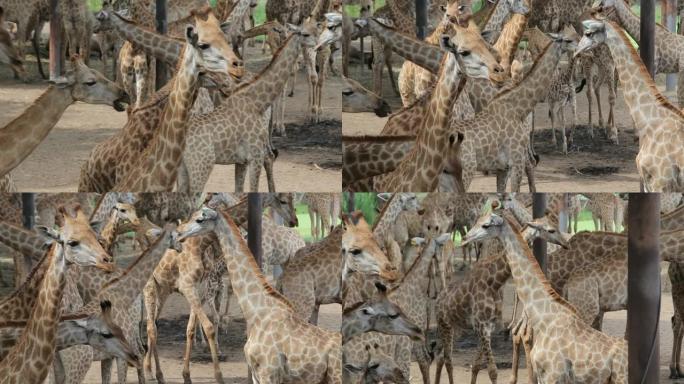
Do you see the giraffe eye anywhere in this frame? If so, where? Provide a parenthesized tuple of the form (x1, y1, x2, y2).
(196, 218, 204, 224)
(350, 249, 362, 256)
(67, 240, 80, 247)
(198, 43, 210, 50)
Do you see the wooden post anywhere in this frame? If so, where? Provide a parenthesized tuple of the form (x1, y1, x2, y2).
(347, 192, 355, 213)
(155, 0, 168, 89)
(48, 0, 62, 80)
(246, 193, 262, 384)
(627, 193, 660, 384)
(415, 0, 428, 40)
(532, 193, 547, 274)
(663, 0, 677, 91)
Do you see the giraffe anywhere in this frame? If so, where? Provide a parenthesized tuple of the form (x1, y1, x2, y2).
(0, 205, 114, 384)
(176, 31, 314, 194)
(342, 76, 392, 116)
(260, 213, 306, 287)
(0, 301, 138, 367)
(342, 232, 452, 384)
(0, 55, 127, 178)
(342, 136, 415, 187)
(341, 282, 423, 343)
(36, 193, 94, 229)
(0, 6, 27, 80)
(60, 0, 91, 65)
(585, 193, 619, 232)
(142, 194, 297, 383)
(670, 262, 684, 379)
(371, 30, 493, 192)
(435, 215, 568, 384)
(79, 5, 244, 192)
(457, 35, 575, 192)
(576, 44, 618, 143)
(98, 201, 140, 255)
(370, 0, 413, 97)
(576, 19, 684, 191)
(113, 8, 243, 192)
(0, 0, 49, 71)
(175, 206, 342, 383)
(303, 193, 336, 240)
(0, 174, 15, 193)
(596, 0, 684, 107)
(462, 209, 627, 383)
(344, 342, 409, 384)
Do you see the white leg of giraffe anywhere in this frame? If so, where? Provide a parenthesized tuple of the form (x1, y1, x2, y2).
(607, 73, 618, 144)
(549, 103, 558, 147)
(248, 159, 263, 192)
(560, 103, 567, 155)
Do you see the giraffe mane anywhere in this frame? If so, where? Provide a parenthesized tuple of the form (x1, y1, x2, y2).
(111, 11, 184, 44)
(218, 209, 296, 310)
(501, 213, 581, 316)
(371, 194, 397, 231)
(488, 39, 553, 102)
(342, 135, 416, 143)
(129, 82, 172, 114)
(606, 19, 684, 120)
(0, 248, 49, 303)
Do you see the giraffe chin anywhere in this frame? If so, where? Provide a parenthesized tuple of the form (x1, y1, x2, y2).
(95, 262, 115, 273)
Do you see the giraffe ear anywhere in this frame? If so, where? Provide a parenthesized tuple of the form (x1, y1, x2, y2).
(37, 225, 61, 241)
(219, 21, 231, 35)
(186, 25, 199, 47)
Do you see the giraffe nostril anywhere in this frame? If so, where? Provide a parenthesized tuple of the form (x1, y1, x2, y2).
(494, 65, 504, 73)
(233, 60, 244, 68)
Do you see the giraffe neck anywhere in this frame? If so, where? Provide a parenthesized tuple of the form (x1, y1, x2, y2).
(109, 12, 182, 66)
(83, 228, 173, 311)
(497, 216, 574, 329)
(225, 0, 253, 39)
(368, 19, 443, 74)
(231, 34, 302, 113)
(115, 44, 201, 191)
(482, 0, 510, 38)
(386, 0, 414, 34)
(492, 12, 528, 74)
(99, 209, 120, 254)
(310, 0, 331, 20)
(372, 194, 400, 241)
(601, 21, 680, 135)
(507, 200, 533, 226)
(383, 54, 463, 191)
(491, 40, 563, 120)
(226, 198, 249, 226)
(0, 252, 50, 322)
(0, 86, 73, 177)
(392, 237, 438, 295)
(0, 221, 51, 260)
(0, 243, 66, 382)
(660, 229, 684, 263)
(340, 308, 366, 342)
(610, 0, 646, 41)
(215, 210, 292, 323)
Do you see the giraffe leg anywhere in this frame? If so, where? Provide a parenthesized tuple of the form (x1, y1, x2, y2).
(549, 104, 557, 146)
(509, 326, 522, 384)
(560, 104, 567, 155)
(372, 37, 384, 96)
(115, 357, 129, 384)
(264, 155, 276, 193)
(144, 283, 166, 383)
(607, 74, 618, 144)
(679, 68, 684, 108)
(248, 160, 262, 192)
(235, 163, 248, 193)
(569, 89, 577, 147)
(413, 341, 431, 384)
(522, 325, 535, 384)
(469, 341, 486, 384)
(308, 303, 320, 325)
(196, 307, 225, 384)
(585, 66, 594, 137)
(101, 358, 113, 384)
(438, 323, 455, 384)
(496, 169, 509, 193)
(675, 315, 684, 377)
(594, 84, 604, 130)
(182, 309, 199, 384)
(133, 53, 148, 108)
(308, 209, 317, 240)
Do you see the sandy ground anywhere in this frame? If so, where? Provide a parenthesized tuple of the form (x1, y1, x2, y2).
(0, 44, 342, 192)
(341, 52, 666, 192)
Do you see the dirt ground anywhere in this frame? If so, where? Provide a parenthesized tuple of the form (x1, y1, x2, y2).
(0, 44, 342, 193)
(342, 53, 662, 192)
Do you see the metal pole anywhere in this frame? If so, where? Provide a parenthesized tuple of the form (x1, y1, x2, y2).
(155, 0, 168, 89)
(21, 193, 36, 277)
(664, 0, 677, 91)
(48, 0, 62, 79)
(415, 0, 428, 40)
(246, 193, 262, 384)
(627, 193, 660, 384)
(532, 193, 547, 274)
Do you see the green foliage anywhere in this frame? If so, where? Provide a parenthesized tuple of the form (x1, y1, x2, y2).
(342, 193, 379, 225)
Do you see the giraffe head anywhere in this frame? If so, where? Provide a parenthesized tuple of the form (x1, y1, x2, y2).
(265, 193, 299, 227)
(0, 7, 27, 81)
(442, 0, 475, 27)
(50, 55, 129, 111)
(176, 206, 220, 241)
(112, 202, 140, 226)
(341, 211, 399, 283)
(525, 216, 570, 249)
(574, 19, 606, 57)
(359, 0, 373, 17)
(377, 193, 420, 211)
(190, 6, 245, 80)
(348, 343, 407, 384)
(343, 282, 423, 342)
(504, 0, 530, 15)
(37, 204, 114, 272)
(287, 18, 320, 49)
(422, 209, 450, 238)
(440, 24, 506, 86)
(460, 211, 507, 246)
(69, 300, 141, 368)
(342, 76, 392, 117)
(315, 12, 343, 51)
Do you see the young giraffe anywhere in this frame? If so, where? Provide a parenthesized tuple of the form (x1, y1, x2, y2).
(0, 55, 127, 178)
(372, 31, 494, 192)
(435, 215, 568, 384)
(585, 193, 619, 232)
(576, 19, 684, 191)
(177, 31, 314, 193)
(342, 75, 392, 116)
(463, 209, 627, 383)
(113, 8, 244, 192)
(176, 206, 342, 383)
(303, 192, 335, 240)
(60, 0, 91, 64)
(457, 35, 575, 192)
(98, 201, 140, 256)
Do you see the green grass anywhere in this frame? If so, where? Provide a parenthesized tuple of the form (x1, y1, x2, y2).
(293, 203, 339, 243)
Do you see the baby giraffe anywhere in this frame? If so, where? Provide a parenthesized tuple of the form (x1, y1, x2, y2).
(176, 206, 341, 383)
(462, 208, 627, 383)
